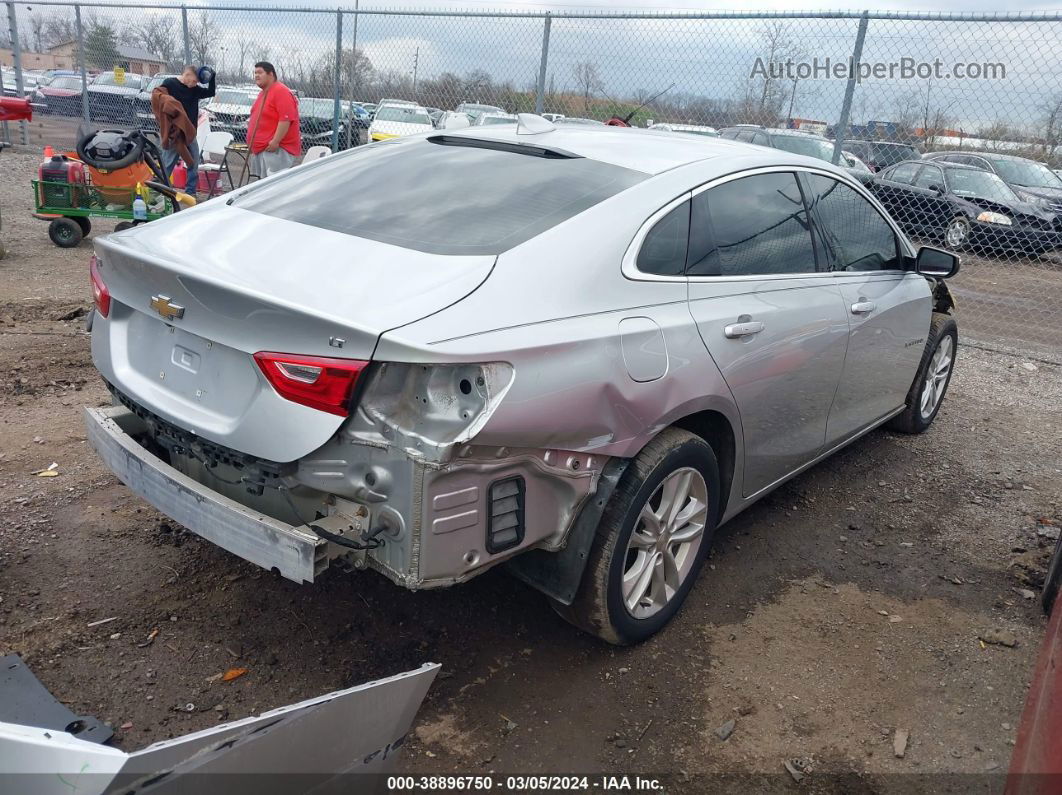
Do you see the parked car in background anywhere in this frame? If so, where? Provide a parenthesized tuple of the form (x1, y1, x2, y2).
(648, 122, 718, 137)
(871, 159, 1061, 254)
(436, 111, 471, 130)
(368, 103, 433, 140)
(128, 73, 176, 130)
(720, 126, 872, 184)
(455, 102, 504, 123)
(842, 139, 921, 172)
(474, 112, 519, 126)
(35, 69, 82, 86)
(33, 75, 85, 116)
(553, 117, 605, 126)
(842, 150, 873, 176)
(923, 151, 1062, 213)
(87, 71, 143, 122)
(359, 102, 377, 118)
(85, 120, 959, 645)
(206, 87, 256, 141)
(299, 98, 367, 149)
(1, 67, 39, 98)
(540, 112, 566, 122)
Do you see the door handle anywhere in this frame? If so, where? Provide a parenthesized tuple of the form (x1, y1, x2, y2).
(724, 320, 765, 339)
(851, 301, 876, 315)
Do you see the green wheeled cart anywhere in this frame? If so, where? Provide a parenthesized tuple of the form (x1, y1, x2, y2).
(32, 180, 176, 249)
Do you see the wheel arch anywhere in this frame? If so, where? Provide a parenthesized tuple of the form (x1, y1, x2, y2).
(672, 409, 737, 519)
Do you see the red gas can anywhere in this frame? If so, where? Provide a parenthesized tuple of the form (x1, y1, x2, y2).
(38, 155, 86, 209)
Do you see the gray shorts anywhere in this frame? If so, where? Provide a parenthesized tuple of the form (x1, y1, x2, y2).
(250, 148, 297, 179)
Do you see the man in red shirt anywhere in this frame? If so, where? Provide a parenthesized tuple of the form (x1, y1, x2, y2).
(247, 61, 301, 178)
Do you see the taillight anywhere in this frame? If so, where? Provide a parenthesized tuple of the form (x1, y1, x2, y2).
(89, 255, 110, 317)
(253, 352, 368, 417)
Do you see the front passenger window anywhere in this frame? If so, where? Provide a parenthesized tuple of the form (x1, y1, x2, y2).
(803, 174, 902, 271)
(688, 172, 819, 277)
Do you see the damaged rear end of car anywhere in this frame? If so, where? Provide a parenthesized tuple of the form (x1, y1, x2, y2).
(85, 132, 643, 590)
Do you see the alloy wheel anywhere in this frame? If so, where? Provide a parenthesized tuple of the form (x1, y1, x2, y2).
(920, 335, 953, 419)
(622, 467, 709, 619)
(945, 219, 969, 249)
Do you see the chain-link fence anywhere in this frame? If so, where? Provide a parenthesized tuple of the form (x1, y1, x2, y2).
(3, 3, 1062, 351)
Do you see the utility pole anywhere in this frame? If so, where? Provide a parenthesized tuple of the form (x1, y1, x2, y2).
(411, 47, 419, 98)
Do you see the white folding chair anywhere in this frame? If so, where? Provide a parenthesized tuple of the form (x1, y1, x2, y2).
(302, 145, 332, 163)
(199, 131, 234, 198)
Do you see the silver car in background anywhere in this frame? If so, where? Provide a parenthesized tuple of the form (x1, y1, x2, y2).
(85, 117, 959, 644)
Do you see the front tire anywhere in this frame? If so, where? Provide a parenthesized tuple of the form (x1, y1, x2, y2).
(888, 312, 958, 434)
(553, 428, 721, 645)
(944, 216, 971, 251)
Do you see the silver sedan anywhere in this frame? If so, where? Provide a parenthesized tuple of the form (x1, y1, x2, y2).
(85, 117, 959, 644)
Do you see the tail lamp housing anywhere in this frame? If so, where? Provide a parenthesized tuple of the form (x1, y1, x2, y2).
(89, 255, 111, 318)
(254, 352, 369, 417)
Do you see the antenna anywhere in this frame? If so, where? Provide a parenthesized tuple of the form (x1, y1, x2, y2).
(622, 83, 676, 124)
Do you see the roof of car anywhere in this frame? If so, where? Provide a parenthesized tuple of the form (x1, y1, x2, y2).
(929, 150, 1032, 163)
(431, 124, 839, 176)
(897, 160, 979, 171)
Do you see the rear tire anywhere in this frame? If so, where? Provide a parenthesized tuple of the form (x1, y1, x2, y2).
(49, 217, 83, 248)
(552, 428, 721, 645)
(888, 312, 958, 434)
(114, 221, 134, 232)
(73, 216, 91, 237)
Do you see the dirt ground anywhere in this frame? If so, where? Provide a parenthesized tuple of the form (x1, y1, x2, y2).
(1, 146, 1061, 792)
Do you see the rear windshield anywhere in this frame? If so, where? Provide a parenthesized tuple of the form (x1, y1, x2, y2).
(872, 143, 919, 164)
(235, 137, 646, 255)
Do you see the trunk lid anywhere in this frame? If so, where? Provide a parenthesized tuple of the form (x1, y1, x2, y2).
(92, 204, 494, 462)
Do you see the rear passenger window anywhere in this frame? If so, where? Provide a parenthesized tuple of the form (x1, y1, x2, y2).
(637, 200, 690, 276)
(803, 174, 902, 271)
(885, 162, 919, 184)
(914, 166, 944, 190)
(688, 172, 819, 277)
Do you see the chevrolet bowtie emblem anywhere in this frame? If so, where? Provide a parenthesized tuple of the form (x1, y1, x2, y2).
(150, 295, 185, 321)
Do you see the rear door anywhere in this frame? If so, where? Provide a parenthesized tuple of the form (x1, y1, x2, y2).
(910, 164, 955, 233)
(800, 173, 930, 443)
(685, 170, 850, 497)
(872, 161, 921, 227)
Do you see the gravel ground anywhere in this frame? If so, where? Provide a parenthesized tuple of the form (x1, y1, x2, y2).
(1, 147, 1060, 792)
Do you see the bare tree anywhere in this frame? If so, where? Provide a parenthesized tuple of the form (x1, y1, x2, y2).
(753, 21, 800, 117)
(25, 12, 48, 52)
(187, 11, 218, 66)
(130, 15, 179, 69)
(42, 14, 76, 50)
(1039, 94, 1062, 157)
(571, 61, 603, 115)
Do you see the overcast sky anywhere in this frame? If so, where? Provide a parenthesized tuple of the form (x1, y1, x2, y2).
(13, 0, 1062, 133)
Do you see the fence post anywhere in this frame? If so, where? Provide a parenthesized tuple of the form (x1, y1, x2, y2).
(75, 4, 90, 124)
(832, 11, 869, 165)
(346, 0, 359, 148)
(181, 5, 191, 66)
(332, 8, 343, 152)
(534, 12, 552, 115)
(5, 0, 27, 144)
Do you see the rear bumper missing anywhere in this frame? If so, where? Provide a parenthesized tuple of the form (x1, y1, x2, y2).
(84, 405, 326, 583)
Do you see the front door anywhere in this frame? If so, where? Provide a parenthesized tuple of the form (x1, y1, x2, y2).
(800, 172, 931, 443)
(685, 170, 850, 497)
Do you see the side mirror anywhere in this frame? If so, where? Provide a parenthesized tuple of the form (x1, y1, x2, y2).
(928, 183, 945, 195)
(915, 246, 960, 278)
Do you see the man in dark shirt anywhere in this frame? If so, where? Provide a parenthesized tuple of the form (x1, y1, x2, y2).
(156, 65, 215, 194)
